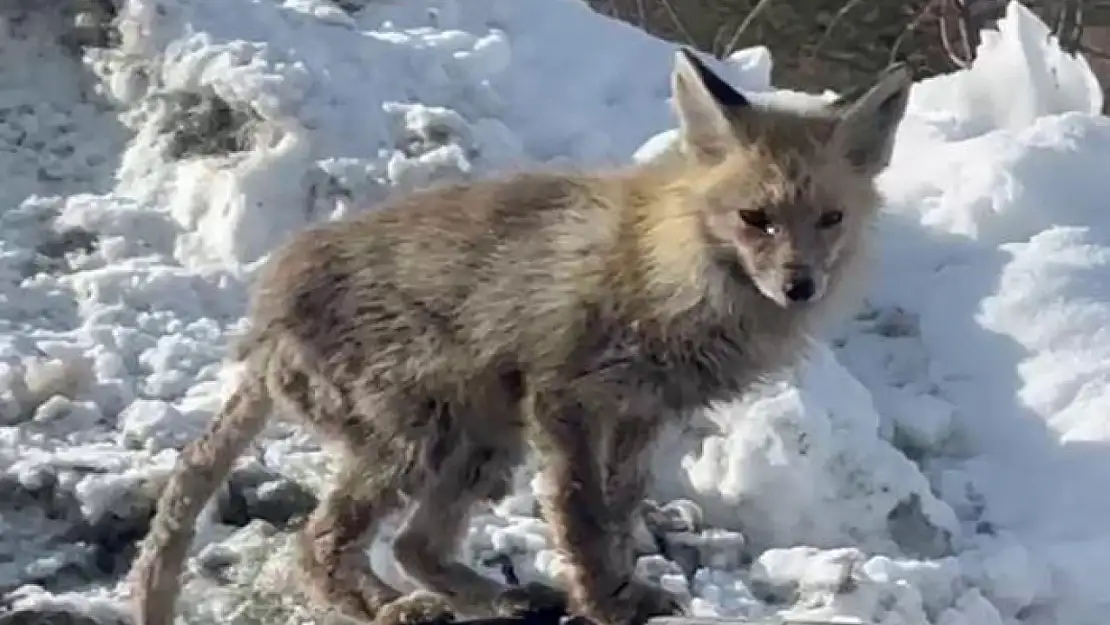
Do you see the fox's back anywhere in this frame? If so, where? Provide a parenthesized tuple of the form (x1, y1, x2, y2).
(242, 171, 622, 388)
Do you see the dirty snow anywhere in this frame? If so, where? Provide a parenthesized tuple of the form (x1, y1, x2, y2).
(1, 1, 1108, 625)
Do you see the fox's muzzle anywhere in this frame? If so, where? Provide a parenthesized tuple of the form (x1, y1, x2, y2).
(781, 265, 818, 303)
(783, 274, 816, 302)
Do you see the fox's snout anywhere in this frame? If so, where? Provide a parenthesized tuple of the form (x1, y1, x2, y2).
(775, 263, 824, 306)
(782, 269, 816, 303)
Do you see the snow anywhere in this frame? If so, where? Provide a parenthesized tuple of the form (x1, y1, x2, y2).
(1, 0, 1109, 625)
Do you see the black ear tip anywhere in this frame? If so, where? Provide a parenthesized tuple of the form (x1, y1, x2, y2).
(675, 47, 708, 74)
(675, 46, 750, 109)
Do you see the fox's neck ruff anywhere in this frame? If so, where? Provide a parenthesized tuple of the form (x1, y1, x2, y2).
(620, 168, 744, 315)
(617, 164, 835, 351)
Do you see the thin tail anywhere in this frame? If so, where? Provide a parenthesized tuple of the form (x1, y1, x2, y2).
(127, 376, 272, 625)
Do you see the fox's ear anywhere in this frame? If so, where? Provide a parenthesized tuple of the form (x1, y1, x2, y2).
(831, 63, 912, 176)
(671, 47, 751, 164)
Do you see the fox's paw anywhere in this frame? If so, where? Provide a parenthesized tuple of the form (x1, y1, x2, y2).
(295, 538, 400, 622)
(622, 579, 686, 625)
(373, 590, 456, 625)
(575, 579, 686, 625)
(492, 581, 568, 619)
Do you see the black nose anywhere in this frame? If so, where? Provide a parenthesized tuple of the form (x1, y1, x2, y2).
(784, 276, 816, 302)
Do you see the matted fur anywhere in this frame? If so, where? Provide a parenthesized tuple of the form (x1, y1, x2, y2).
(125, 49, 911, 625)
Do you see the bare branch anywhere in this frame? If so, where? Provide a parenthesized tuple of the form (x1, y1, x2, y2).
(1079, 40, 1110, 59)
(938, 0, 970, 67)
(889, 0, 945, 65)
(1053, 0, 1086, 54)
(711, 13, 744, 57)
(721, 0, 779, 57)
(955, 0, 980, 66)
(810, 0, 873, 61)
(635, 0, 649, 29)
(656, 0, 696, 47)
(808, 46, 879, 74)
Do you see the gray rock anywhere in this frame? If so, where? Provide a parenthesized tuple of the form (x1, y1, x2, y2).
(219, 461, 317, 529)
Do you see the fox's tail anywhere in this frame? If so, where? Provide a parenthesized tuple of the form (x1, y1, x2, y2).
(126, 368, 273, 625)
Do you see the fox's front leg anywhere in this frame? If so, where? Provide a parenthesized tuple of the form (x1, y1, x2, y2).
(602, 417, 660, 570)
(602, 417, 687, 616)
(528, 389, 681, 625)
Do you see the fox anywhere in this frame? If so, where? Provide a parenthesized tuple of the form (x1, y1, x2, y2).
(125, 48, 911, 625)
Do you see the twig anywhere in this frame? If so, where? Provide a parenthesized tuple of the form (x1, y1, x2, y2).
(807, 47, 878, 75)
(1079, 39, 1110, 59)
(656, 0, 696, 46)
(956, 0, 977, 63)
(936, 0, 996, 68)
(711, 15, 743, 57)
(721, 0, 779, 57)
(1053, 0, 1085, 54)
(634, 0, 649, 29)
(889, 0, 946, 65)
(809, 0, 873, 62)
(938, 0, 969, 67)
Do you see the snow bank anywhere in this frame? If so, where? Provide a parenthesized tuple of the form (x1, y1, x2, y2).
(2, 0, 1110, 625)
(99, 0, 796, 269)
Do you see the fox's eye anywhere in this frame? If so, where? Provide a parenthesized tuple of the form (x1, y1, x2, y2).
(739, 210, 776, 235)
(817, 210, 844, 229)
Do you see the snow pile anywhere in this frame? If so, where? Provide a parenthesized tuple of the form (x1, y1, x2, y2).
(652, 341, 959, 560)
(2, 1, 1110, 625)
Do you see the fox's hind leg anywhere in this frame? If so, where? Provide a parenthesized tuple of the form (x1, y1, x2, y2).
(528, 389, 682, 625)
(268, 362, 409, 622)
(383, 388, 566, 625)
(296, 454, 406, 621)
(389, 441, 565, 623)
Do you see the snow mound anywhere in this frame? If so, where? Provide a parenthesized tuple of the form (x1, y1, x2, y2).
(1, 1, 1109, 625)
(653, 341, 959, 560)
(908, 1, 1102, 133)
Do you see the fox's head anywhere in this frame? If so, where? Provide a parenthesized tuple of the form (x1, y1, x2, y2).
(668, 48, 911, 309)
